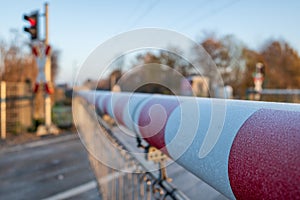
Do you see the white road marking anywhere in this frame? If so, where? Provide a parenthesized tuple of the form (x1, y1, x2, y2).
(42, 166, 136, 200)
(42, 181, 97, 200)
(98, 166, 135, 184)
(0, 134, 78, 154)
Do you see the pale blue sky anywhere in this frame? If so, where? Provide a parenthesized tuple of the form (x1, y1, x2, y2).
(0, 0, 299, 84)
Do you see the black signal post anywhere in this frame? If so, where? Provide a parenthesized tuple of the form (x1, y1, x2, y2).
(23, 11, 39, 40)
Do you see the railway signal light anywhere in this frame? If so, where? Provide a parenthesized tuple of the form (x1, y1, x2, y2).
(23, 11, 39, 40)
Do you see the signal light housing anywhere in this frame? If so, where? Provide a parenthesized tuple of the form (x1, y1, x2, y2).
(23, 11, 39, 40)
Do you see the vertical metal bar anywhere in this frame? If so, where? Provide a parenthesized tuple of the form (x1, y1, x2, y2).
(118, 169, 123, 200)
(139, 173, 143, 200)
(1, 81, 6, 140)
(101, 131, 109, 200)
(131, 171, 135, 200)
(133, 172, 139, 200)
(125, 155, 132, 200)
(139, 174, 145, 199)
(127, 173, 132, 199)
(115, 168, 119, 200)
(123, 168, 126, 200)
(146, 178, 151, 200)
(111, 145, 117, 200)
(106, 167, 111, 200)
(116, 145, 122, 200)
(103, 165, 108, 200)
(111, 169, 116, 200)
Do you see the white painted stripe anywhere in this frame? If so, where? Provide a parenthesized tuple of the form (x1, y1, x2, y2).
(0, 134, 78, 154)
(42, 181, 97, 200)
(123, 93, 151, 132)
(97, 93, 110, 112)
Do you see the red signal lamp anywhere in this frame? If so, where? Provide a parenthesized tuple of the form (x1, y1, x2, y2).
(23, 11, 39, 40)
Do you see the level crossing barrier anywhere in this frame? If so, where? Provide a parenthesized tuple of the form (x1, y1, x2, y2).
(77, 90, 300, 200)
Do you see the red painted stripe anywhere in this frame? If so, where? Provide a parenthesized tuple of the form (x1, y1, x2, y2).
(228, 109, 300, 200)
(32, 46, 38, 57)
(45, 45, 51, 56)
(138, 97, 179, 155)
(113, 95, 129, 126)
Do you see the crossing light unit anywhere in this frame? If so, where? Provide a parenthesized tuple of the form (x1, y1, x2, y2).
(23, 11, 39, 40)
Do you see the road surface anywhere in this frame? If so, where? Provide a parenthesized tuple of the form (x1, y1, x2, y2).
(0, 130, 227, 200)
(0, 133, 100, 200)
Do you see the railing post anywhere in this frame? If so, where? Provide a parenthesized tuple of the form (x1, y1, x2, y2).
(1, 81, 6, 140)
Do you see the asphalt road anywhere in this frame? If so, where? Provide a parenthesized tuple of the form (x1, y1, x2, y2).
(0, 134, 101, 200)
(0, 129, 228, 200)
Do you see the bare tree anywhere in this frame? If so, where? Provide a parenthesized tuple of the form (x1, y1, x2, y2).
(0, 37, 60, 83)
(260, 40, 300, 89)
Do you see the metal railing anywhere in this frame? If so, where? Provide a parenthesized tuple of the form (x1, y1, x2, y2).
(74, 97, 189, 200)
(0, 81, 33, 139)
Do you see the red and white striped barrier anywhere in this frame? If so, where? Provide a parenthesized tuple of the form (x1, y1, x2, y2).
(77, 90, 300, 200)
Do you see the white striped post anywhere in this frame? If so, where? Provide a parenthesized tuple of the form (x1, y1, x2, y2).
(78, 91, 300, 200)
